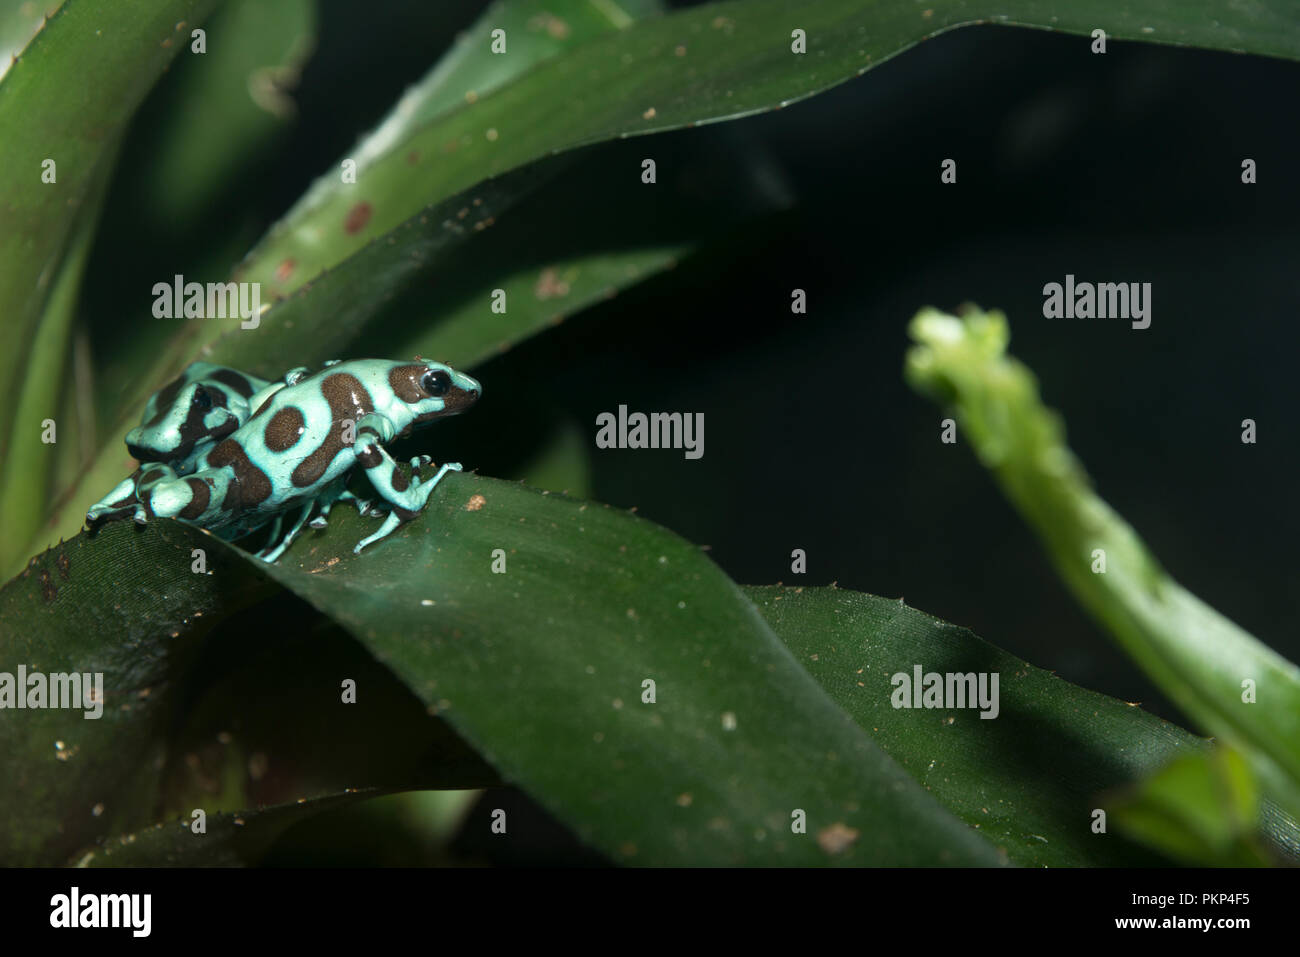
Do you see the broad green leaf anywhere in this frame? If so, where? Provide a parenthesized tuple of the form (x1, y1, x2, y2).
(17, 474, 1299, 866)
(905, 306, 1300, 824)
(1109, 747, 1272, 866)
(745, 585, 1300, 866)
(29, 0, 1299, 565)
(243, 473, 1002, 866)
(0, 0, 222, 573)
(0, 518, 496, 865)
(0, 519, 269, 865)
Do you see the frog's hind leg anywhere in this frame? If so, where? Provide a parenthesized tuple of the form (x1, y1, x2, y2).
(86, 474, 142, 526)
(257, 504, 313, 563)
(139, 466, 231, 528)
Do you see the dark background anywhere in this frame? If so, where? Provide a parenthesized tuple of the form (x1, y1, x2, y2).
(84, 0, 1300, 861)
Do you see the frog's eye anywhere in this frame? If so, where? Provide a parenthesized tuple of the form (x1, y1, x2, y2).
(420, 370, 451, 397)
(193, 387, 213, 411)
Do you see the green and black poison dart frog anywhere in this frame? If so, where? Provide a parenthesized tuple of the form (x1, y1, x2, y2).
(86, 362, 280, 524)
(96, 358, 481, 563)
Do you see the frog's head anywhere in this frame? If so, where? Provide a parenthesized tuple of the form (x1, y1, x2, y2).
(385, 360, 481, 433)
(127, 363, 259, 466)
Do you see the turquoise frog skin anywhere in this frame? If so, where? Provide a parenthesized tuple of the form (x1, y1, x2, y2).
(86, 362, 279, 524)
(112, 358, 481, 563)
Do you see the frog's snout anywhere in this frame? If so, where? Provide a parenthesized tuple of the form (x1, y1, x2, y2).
(446, 371, 481, 412)
(454, 371, 481, 398)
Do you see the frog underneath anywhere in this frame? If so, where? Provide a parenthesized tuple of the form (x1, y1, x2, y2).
(86, 362, 279, 524)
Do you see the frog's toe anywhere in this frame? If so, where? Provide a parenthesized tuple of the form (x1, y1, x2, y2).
(308, 516, 329, 529)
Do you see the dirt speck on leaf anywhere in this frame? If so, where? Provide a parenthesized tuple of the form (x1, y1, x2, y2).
(817, 822, 859, 855)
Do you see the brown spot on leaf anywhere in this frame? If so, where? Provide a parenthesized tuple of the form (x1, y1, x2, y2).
(344, 202, 372, 234)
(274, 258, 296, 282)
(465, 494, 486, 512)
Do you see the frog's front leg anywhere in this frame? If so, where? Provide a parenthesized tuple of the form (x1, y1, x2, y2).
(257, 503, 315, 562)
(306, 483, 371, 530)
(351, 415, 460, 553)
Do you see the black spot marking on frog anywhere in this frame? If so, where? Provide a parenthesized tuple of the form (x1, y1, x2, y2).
(391, 465, 409, 492)
(219, 476, 242, 515)
(265, 406, 305, 452)
(292, 374, 375, 488)
(210, 369, 256, 398)
(172, 386, 234, 458)
(180, 477, 211, 520)
(392, 504, 420, 522)
(388, 364, 427, 403)
(208, 439, 272, 507)
(142, 375, 186, 427)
